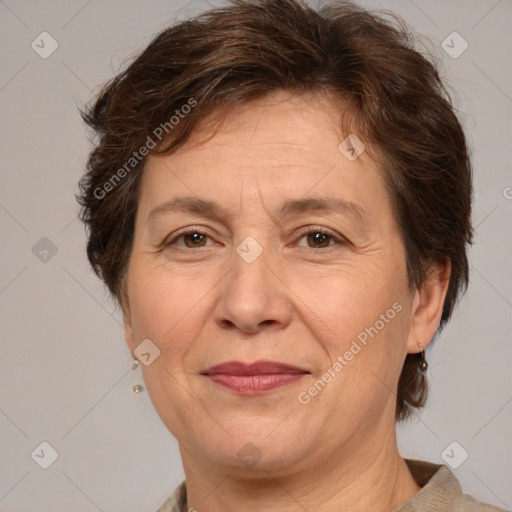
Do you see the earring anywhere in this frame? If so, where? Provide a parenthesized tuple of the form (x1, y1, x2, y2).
(418, 342, 428, 372)
(131, 358, 145, 393)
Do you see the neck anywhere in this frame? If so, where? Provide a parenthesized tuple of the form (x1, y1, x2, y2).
(179, 428, 421, 512)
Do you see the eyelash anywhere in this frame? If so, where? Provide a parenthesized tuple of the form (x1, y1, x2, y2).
(163, 226, 346, 250)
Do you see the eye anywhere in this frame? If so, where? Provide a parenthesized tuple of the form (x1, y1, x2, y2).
(163, 226, 345, 251)
(295, 227, 344, 249)
(164, 228, 214, 249)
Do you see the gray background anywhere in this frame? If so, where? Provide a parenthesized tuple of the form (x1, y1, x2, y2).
(0, 0, 510, 510)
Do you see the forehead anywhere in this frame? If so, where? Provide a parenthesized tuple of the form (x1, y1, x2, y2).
(174, 90, 358, 163)
(137, 90, 389, 224)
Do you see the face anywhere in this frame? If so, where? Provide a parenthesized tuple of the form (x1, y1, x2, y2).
(122, 90, 447, 475)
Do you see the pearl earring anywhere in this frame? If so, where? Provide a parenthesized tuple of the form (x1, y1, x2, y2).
(418, 342, 428, 372)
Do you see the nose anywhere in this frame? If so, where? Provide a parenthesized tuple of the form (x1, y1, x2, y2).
(214, 240, 292, 335)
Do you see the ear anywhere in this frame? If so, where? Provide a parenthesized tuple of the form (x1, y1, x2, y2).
(120, 286, 137, 356)
(406, 258, 451, 354)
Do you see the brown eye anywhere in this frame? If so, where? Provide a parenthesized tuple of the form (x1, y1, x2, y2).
(165, 229, 212, 249)
(306, 231, 332, 248)
(295, 228, 342, 249)
(182, 232, 208, 248)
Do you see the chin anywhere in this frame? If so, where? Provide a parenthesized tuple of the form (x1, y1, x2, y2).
(198, 423, 310, 472)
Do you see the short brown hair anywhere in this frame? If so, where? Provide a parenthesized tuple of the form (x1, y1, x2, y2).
(77, 0, 473, 422)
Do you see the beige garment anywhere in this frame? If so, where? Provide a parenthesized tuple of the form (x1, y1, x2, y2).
(156, 458, 509, 512)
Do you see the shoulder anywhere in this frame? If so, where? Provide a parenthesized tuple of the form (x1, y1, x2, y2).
(396, 459, 509, 512)
(455, 493, 510, 512)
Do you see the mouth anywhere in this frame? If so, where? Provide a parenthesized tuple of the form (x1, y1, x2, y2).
(202, 361, 310, 394)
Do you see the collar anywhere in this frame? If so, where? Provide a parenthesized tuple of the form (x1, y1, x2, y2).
(157, 458, 501, 512)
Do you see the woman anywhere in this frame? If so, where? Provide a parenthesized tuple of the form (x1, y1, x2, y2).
(77, 0, 506, 510)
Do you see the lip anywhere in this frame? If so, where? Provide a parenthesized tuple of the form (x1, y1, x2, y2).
(202, 361, 310, 394)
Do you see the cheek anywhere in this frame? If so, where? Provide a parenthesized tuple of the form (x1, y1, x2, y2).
(127, 262, 214, 434)
(127, 259, 215, 354)
(289, 261, 407, 350)
(292, 260, 410, 409)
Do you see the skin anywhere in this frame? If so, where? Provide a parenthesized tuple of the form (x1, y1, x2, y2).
(122, 90, 450, 512)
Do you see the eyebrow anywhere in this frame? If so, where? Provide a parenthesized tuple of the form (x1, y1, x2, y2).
(147, 196, 366, 224)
